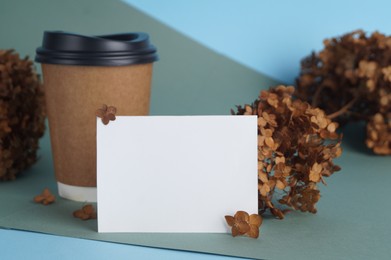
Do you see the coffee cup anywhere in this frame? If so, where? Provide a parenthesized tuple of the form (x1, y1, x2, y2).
(35, 31, 158, 202)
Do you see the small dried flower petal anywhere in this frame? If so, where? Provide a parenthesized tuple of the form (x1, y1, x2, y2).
(327, 122, 338, 133)
(382, 66, 391, 82)
(258, 171, 269, 183)
(225, 211, 262, 239)
(236, 221, 250, 234)
(247, 225, 260, 238)
(225, 216, 235, 227)
(234, 211, 249, 222)
(34, 188, 55, 205)
(73, 204, 97, 220)
(309, 163, 323, 182)
(249, 214, 262, 227)
(260, 183, 270, 196)
(276, 179, 286, 190)
(96, 104, 117, 125)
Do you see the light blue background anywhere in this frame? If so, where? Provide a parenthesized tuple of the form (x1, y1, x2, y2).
(125, 0, 391, 83)
(0, 229, 240, 260)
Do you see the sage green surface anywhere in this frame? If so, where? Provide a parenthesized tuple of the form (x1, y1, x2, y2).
(1, 0, 391, 259)
(1, 122, 390, 259)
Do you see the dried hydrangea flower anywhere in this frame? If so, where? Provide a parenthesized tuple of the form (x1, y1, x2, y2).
(296, 30, 391, 155)
(96, 104, 117, 125)
(0, 50, 46, 180)
(73, 204, 97, 220)
(34, 188, 55, 205)
(232, 85, 342, 219)
(225, 211, 262, 238)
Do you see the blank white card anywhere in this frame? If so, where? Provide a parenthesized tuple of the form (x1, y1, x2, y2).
(97, 116, 258, 233)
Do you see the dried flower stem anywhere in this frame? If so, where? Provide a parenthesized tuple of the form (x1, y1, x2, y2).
(327, 96, 359, 119)
(311, 84, 326, 108)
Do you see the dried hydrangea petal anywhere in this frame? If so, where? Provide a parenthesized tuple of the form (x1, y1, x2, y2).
(236, 221, 250, 234)
(96, 104, 117, 125)
(107, 106, 117, 114)
(234, 211, 249, 222)
(226, 211, 262, 238)
(249, 214, 262, 227)
(231, 226, 241, 237)
(34, 188, 55, 205)
(225, 215, 235, 227)
(95, 108, 106, 118)
(247, 224, 260, 238)
(73, 204, 97, 220)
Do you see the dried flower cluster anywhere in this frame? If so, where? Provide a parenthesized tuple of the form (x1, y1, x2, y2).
(96, 104, 116, 125)
(73, 204, 97, 220)
(296, 30, 391, 155)
(232, 85, 342, 218)
(0, 50, 46, 180)
(34, 188, 55, 205)
(225, 211, 262, 238)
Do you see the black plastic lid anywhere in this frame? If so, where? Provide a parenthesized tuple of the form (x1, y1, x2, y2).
(35, 31, 158, 66)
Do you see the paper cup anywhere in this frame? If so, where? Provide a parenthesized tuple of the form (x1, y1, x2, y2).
(35, 31, 158, 202)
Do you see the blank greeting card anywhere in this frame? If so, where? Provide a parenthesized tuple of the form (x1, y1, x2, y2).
(97, 116, 257, 233)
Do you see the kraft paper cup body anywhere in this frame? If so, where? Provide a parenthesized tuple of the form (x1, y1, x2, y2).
(36, 31, 158, 202)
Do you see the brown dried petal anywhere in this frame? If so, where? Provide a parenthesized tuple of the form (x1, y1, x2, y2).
(34, 188, 55, 205)
(275, 156, 285, 164)
(236, 221, 250, 234)
(260, 183, 270, 196)
(309, 163, 322, 182)
(73, 210, 90, 220)
(33, 195, 44, 203)
(327, 122, 337, 132)
(107, 106, 117, 114)
(102, 117, 110, 125)
(234, 211, 249, 222)
(265, 137, 275, 148)
(83, 205, 95, 215)
(258, 117, 267, 127)
(258, 171, 269, 183)
(107, 113, 116, 121)
(95, 109, 106, 118)
(73, 204, 97, 220)
(247, 224, 260, 239)
(231, 226, 241, 237)
(225, 216, 235, 227)
(270, 208, 285, 219)
(249, 214, 262, 227)
(276, 179, 285, 190)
